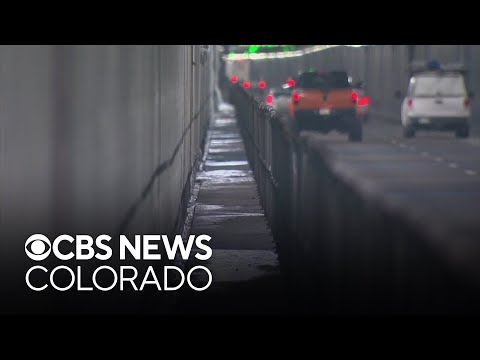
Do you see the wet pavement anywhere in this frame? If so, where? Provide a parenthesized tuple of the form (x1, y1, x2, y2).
(174, 107, 289, 314)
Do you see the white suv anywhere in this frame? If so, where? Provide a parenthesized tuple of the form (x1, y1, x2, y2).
(396, 70, 473, 138)
(265, 85, 293, 114)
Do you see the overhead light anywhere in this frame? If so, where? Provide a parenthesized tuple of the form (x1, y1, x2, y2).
(223, 45, 370, 61)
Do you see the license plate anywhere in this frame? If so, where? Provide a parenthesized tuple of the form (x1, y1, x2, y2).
(419, 117, 430, 124)
(319, 109, 331, 115)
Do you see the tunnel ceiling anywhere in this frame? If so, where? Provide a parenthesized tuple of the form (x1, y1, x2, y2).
(225, 45, 313, 54)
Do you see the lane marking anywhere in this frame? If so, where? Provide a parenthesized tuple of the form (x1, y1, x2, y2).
(399, 143, 407, 148)
(434, 157, 443, 162)
(421, 152, 430, 157)
(448, 163, 458, 168)
(465, 169, 477, 175)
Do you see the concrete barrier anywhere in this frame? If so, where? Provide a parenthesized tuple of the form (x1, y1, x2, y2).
(232, 84, 480, 314)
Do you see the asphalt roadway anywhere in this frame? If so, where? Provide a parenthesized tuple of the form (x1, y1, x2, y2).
(302, 115, 480, 287)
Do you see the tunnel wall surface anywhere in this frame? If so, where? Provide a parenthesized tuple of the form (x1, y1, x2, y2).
(247, 45, 480, 122)
(0, 45, 215, 312)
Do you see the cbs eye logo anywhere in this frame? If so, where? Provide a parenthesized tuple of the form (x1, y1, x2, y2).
(25, 234, 51, 261)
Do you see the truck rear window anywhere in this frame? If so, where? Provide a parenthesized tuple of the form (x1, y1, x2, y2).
(326, 71, 351, 88)
(297, 71, 351, 89)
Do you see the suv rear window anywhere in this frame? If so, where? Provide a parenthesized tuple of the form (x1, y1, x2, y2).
(297, 71, 351, 89)
(411, 74, 467, 97)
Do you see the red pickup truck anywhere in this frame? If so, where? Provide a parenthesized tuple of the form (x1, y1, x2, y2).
(287, 70, 363, 142)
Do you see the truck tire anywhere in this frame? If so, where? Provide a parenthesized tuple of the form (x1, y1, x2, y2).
(293, 111, 307, 134)
(348, 117, 363, 142)
(290, 118, 301, 134)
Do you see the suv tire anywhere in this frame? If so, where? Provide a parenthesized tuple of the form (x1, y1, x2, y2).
(455, 124, 470, 138)
(403, 126, 415, 138)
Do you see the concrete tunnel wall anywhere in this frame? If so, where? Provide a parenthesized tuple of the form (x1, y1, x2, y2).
(0, 45, 216, 290)
(249, 45, 480, 122)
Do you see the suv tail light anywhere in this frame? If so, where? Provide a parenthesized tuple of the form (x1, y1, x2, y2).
(464, 97, 471, 107)
(266, 94, 273, 104)
(407, 98, 413, 107)
(293, 92, 300, 103)
(351, 90, 358, 101)
(258, 81, 266, 89)
(243, 81, 251, 89)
